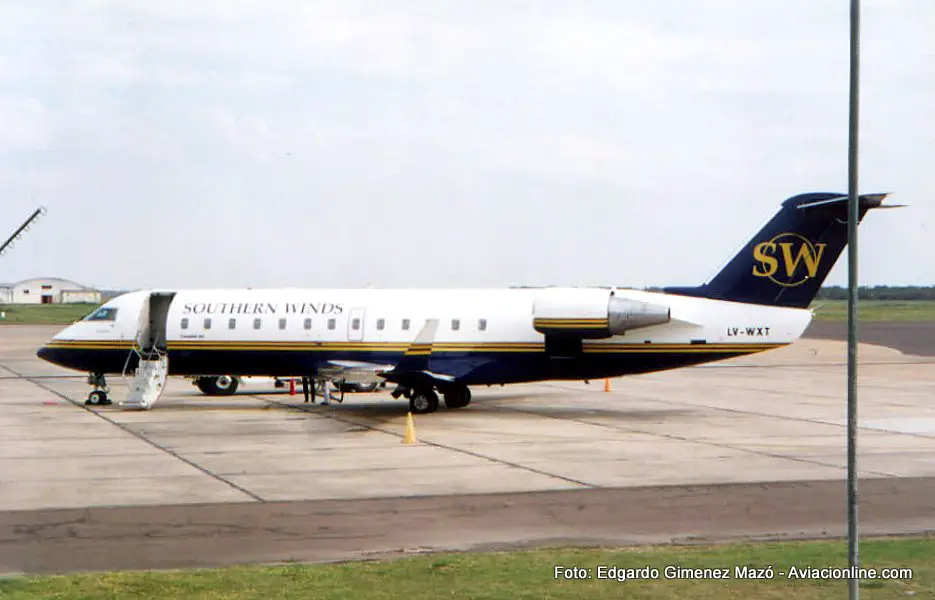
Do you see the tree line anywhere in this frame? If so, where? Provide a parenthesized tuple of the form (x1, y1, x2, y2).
(641, 285, 935, 300)
(815, 286, 935, 300)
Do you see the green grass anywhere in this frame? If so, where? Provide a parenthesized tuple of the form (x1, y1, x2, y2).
(0, 537, 930, 599)
(0, 303, 100, 325)
(810, 300, 935, 321)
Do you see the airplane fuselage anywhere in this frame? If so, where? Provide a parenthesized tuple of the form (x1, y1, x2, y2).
(36, 191, 892, 411)
(39, 286, 811, 385)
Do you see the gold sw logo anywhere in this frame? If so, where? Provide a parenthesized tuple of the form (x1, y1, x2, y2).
(752, 233, 827, 288)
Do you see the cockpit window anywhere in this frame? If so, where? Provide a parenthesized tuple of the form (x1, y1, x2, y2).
(84, 307, 118, 322)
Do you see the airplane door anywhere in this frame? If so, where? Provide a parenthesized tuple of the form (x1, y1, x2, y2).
(347, 307, 365, 342)
(137, 292, 176, 354)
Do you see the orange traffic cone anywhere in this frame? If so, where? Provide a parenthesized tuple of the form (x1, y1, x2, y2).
(603, 378, 611, 392)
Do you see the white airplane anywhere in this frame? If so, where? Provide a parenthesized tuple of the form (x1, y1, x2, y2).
(38, 192, 894, 413)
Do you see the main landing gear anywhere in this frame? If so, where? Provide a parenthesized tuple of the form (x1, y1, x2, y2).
(195, 375, 240, 396)
(409, 389, 439, 414)
(443, 386, 471, 409)
(392, 384, 472, 414)
(86, 373, 112, 406)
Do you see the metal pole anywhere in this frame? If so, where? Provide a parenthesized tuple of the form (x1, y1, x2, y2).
(846, 0, 861, 597)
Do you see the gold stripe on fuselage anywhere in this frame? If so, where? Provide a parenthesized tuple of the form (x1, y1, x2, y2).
(534, 319, 609, 328)
(45, 341, 134, 350)
(582, 346, 780, 354)
(534, 317, 608, 321)
(46, 339, 786, 354)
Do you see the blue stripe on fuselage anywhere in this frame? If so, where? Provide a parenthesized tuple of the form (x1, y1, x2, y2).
(36, 345, 775, 385)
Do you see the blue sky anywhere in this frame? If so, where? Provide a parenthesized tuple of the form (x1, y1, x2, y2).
(1, 0, 932, 290)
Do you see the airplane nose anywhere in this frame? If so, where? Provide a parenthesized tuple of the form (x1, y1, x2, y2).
(36, 343, 74, 370)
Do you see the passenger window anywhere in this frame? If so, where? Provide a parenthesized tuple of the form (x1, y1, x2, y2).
(451, 319, 460, 331)
(279, 318, 286, 330)
(352, 318, 361, 330)
(376, 318, 385, 331)
(204, 318, 212, 330)
(253, 318, 262, 330)
(478, 318, 487, 331)
(181, 318, 189, 330)
(228, 318, 236, 330)
(402, 319, 410, 331)
(304, 318, 312, 330)
(328, 318, 336, 330)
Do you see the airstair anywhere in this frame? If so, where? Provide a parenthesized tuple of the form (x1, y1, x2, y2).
(120, 335, 169, 410)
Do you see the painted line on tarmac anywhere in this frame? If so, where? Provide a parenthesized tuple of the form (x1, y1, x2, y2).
(493, 386, 900, 478)
(0, 374, 87, 380)
(539, 379, 935, 442)
(694, 359, 935, 368)
(0, 362, 266, 503)
(673, 385, 935, 442)
(251, 394, 597, 489)
(693, 359, 935, 368)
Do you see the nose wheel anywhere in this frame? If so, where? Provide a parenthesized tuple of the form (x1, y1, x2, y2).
(87, 390, 109, 405)
(86, 373, 113, 406)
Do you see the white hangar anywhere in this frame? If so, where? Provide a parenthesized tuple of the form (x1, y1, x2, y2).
(0, 277, 102, 305)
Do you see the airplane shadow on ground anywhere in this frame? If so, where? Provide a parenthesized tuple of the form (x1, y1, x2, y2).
(111, 390, 696, 425)
(281, 396, 695, 425)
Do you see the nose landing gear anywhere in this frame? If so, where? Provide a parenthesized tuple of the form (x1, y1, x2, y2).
(86, 373, 112, 406)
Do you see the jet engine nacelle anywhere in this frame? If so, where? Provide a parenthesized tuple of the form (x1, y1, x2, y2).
(533, 288, 670, 339)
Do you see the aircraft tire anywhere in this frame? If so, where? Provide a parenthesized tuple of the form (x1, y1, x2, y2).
(87, 390, 108, 405)
(443, 387, 471, 409)
(410, 390, 439, 414)
(197, 376, 240, 396)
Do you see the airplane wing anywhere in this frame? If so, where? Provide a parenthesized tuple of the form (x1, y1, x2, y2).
(325, 359, 394, 372)
(320, 360, 393, 384)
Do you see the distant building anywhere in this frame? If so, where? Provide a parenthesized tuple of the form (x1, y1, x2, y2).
(0, 277, 102, 305)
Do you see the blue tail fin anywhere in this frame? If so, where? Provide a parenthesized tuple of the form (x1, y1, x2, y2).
(664, 192, 890, 308)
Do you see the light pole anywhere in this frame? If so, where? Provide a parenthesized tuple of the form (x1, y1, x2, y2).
(846, 0, 861, 598)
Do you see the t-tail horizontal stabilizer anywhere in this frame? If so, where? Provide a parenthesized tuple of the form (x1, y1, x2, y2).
(663, 192, 900, 309)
